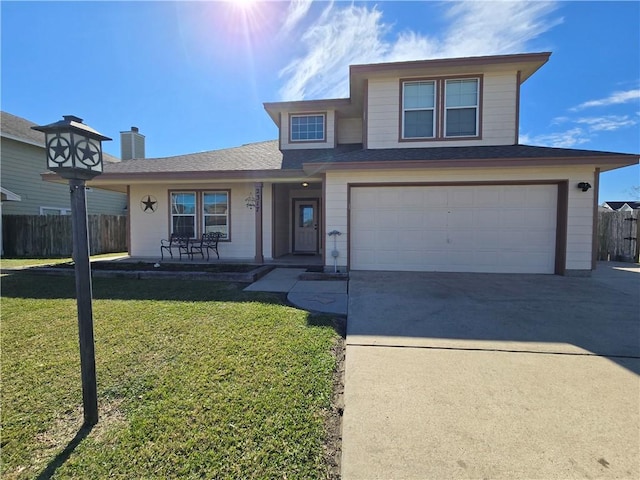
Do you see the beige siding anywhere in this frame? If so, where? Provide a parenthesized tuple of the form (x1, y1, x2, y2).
(129, 183, 267, 260)
(338, 117, 363, 144)
(366, 73, 518, 149)
(324, 165, 596, 272)
(1, 137, 126, 215)
(280, 110, 336, 150)
(366, 78, 399, 148)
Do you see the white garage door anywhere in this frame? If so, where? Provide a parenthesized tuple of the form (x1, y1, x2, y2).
(350, 185, 558, 274)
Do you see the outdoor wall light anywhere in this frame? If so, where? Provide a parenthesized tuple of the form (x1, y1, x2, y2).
(245, 184, 262, 211)
(577, 182, 592, 192)
(301, 182, 309, 188)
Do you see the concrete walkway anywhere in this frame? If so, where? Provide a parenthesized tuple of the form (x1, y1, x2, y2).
(342, 263, 639, 479)
(244, 268, 348, 315)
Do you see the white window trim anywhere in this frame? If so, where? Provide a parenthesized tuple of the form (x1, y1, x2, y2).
(40, 206, 71, 215)
(401, 80, 436, 139)
(290, 113, 326, 143)
(443, 78, 480, 138)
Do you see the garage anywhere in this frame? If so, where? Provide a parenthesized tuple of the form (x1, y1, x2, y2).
(350, 184, 559, 274)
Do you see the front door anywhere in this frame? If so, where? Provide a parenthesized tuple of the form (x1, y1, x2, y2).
(293, 199, 319, 253)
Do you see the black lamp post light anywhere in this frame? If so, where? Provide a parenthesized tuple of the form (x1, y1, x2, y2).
(32, 115, 111, 426)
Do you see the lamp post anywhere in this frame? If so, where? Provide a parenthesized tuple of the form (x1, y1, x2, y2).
(32, 115, 111, 426)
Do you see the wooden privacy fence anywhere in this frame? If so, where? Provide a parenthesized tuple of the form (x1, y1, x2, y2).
(2, 215, 127, 257)
(597, 210, 639, 262)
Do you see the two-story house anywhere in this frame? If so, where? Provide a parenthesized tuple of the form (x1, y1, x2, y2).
(1, 111, 127, 217)
(80, 52, 638, 275)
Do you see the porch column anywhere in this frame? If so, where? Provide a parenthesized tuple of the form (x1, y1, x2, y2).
(254, 182, 264, 263)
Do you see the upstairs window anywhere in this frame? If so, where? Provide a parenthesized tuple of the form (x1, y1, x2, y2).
(290, 114, 325, 142)
(401, 76, 481, 140)
(445, 79, 479, 137)
(402, 81, 435, 138)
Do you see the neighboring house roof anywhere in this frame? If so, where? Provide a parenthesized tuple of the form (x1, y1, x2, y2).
(1, 111, 120, 163)
(1, 187, 21, 202)
(97, 140, 638, 179)
(603, 201, 640, 211)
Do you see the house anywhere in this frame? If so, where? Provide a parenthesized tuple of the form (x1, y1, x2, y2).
(75, 52, 638, 275)
(1, 111, 127, 216)
(601, 201, 640, 212)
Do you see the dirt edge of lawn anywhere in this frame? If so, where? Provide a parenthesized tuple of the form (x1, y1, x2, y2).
(324, 317, 346, 480)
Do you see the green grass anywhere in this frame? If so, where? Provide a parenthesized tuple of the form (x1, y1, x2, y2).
(1, 252, 127, 269)
(1, 273, 339, 479)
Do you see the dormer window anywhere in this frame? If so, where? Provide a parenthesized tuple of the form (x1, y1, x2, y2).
(401, 76, 481, 140)
(290, 113, 326, 142)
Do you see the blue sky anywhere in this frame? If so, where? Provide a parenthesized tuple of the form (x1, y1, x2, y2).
(2, 1, 639, 201)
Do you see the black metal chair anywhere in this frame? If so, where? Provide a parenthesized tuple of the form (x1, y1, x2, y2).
(160, 233, 190, 260)
(190, 232, 221, 261)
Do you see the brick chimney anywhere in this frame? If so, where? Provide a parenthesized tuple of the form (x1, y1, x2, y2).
(120, 126, 145, 160)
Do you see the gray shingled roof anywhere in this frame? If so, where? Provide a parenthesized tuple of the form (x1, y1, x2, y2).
(299, 143, 638, 165)
(1, 111, 45, 145)
(104, 140, 284, 173)
(101, 140, 638, 175)
(1, 111, 120, 163)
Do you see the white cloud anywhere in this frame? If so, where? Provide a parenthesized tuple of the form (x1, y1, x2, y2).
(571, 89, 640, 111)
(277, 1, 562, 100)
(278, 4, 389, 100)
(521, 128, 590, 148)
(280, 0, 314, 37)
(575, 115, 637, 132)
(521, 115, 636, 147)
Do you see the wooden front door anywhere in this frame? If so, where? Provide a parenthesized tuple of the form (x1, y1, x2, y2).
(293, 199, 319, 253)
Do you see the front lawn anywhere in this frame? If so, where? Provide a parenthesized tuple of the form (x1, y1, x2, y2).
(1, 274, 339, 479)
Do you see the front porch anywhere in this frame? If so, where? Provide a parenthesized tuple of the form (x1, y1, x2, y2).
(111, 253, 324, 269)
(271, 182, 323, 258)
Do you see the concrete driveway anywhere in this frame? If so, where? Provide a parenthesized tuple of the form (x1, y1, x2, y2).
(342, 263, 639, 479)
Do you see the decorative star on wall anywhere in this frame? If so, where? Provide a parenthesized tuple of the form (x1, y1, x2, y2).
(140, 195, 158, 213)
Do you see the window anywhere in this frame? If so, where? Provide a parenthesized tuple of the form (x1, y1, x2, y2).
(445, 79, 479, 137)
(40, 207, 71, 215)
(290, 114, 325, 142)
(171, 192, 196, 237)
(402, 81, 435, 138)
(203, 191, 229, 239)
(401, 77, 481, 140)
(169, 190, 231, 240)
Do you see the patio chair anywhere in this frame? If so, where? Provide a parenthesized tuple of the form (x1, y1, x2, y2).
(160, 233, 191, 260)
(190, 232, 221, 261)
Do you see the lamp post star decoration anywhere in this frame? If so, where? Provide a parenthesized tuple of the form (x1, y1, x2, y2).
(77, 141, 100, 165)
(32, 115, 111, 427)
(49, 136, 71, 161)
